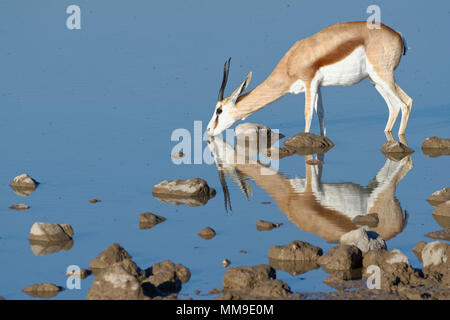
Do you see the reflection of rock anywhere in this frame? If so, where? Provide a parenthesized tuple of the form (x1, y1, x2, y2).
(266, 147, 295, 160)
(197, 227, 216, 240)
(432, 214, 450, 229)
(139, 212, 166, 230)
(422, 137, 450, 157)
(256, 219, 283, 231)
(268, 257, 319, 276)
(425, 229, 450, 241)
(380, 141, 414, 160)
(352, 213, 379, 227)
(318, 245, 363, 271)
(29, 239, 74, 256)
(340, 228, 386, 253)
(152, 178, 216, 206)
(427, 188, 450, 206)
(268, 240, 323, 262)
(28, 222, 73, 242)
(10, 174, 39, 197)
(284, 132, 334, 155)
(432, 201, 450, 218)
(23, 283, 62, 299)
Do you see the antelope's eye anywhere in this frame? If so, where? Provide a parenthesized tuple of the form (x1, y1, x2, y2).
(216, 108, 222, 115)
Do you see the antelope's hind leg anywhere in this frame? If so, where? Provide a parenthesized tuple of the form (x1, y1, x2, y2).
(395, 84, 413, 136)
(304, 84, 318, 134)
(314, 88, 326, 136)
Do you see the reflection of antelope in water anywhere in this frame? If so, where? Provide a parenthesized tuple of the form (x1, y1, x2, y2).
(208, 136, 412, 243)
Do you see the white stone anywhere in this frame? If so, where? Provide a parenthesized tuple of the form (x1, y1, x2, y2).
(340, 228, 386, 253)
(422, 241, 449, 267)
(385, 249, 409, 265)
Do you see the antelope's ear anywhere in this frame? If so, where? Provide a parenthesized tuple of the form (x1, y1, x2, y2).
(229, 72, 252, 105)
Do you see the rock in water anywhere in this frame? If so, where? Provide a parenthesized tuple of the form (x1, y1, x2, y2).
(427, 188, 450, 206)
(152, 178, 216, 206)
(340, 228, 386, 253)
(256, 220, 283, 231)
(87, 263, 146, 300)
(28, 222, 73, 242)
(9, 204, 30, 210)
(89, 243, 132, 271)
(139, 212, 166, 230)
(284, 132, 334, 154)
(198, 227, 216, 240)
(380, 140, 414, 160)
(23, 283, 62, 298)
(222, 265, 276, 291)
(433, 201, 450, 218)
(318, 245, 363, 271)
(425, 229, 450, 241)
(268, 240, 323, 261)
(422, 136, 450, 157)
(10, 174, 39, 196)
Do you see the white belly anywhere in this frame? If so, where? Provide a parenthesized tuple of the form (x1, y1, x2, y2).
(316, 45, 368, 87)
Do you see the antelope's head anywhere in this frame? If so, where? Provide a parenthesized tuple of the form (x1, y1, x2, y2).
(206, 58, 252, 136)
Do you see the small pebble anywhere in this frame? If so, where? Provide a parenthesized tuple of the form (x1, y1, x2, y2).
(222, 259, 231, 267)
(9, 204, 30, 210)
(90, 199, 101, 203)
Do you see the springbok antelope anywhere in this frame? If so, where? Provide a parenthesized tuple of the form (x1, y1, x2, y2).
(206, 21, 412, 138)
(207, 136, 411, 242)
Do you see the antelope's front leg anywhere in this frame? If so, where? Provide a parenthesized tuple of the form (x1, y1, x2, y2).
(304, 85, 318, 133)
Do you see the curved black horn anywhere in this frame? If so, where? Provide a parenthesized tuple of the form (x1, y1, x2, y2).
(218, 57, 231, 101)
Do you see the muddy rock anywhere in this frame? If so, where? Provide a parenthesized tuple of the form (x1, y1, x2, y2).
(284, 132, 334, 154)
(268, 258, 319, 276)
(318, 245, 363, 271)
(425, 229, 450, 240)
(29, 240, 74, 256)
(352, 213, 379, 227)
(9, 204, 30, 210)
(198, 227, 216, 240)
(268, 240, 323, 262)
(340, 228, 386, 253)
(427, 187, 450, 206)
(89, 243, 132, 271)
(139, 212, 166, 230)
(413, 241, 427, 262)
(151, 260, 191, 284)
(380, 141, 414, 159)
(433, 201, 450, 218)
(87, 262, 146, 300)
(23, 283, 62, 298)
(247, 280, 291, 298)
(256, 220, 283, 231)
(223, 265, 276, 291)
(152, 178, 216, 206)
(28, 222, 73, 243)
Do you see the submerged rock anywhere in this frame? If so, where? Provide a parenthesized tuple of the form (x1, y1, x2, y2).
(89, 243, 132, 272)
(284, 132, 334, 154)
(139, 212, 166, 230)
(352, 213, 379, 227)
(152, 178, 216, 206)
(340, 228, 386, 253)
(318, 245, 363, 271)
(268, 240, 323, 262)
(197, 227, 216, 240)
(427, 187, 450, 206)
(9, 204, 30, 210)
(28, 222, 73, 243)
(23, 283, 62, 298)
(256, 220, 283, 231)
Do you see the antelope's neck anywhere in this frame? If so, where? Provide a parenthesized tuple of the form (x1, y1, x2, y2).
(231, 77, 290, 120)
